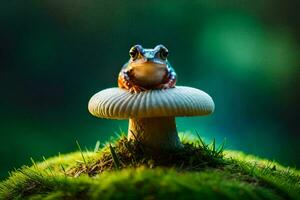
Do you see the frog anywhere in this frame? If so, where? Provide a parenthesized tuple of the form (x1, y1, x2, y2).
(118, 44, 177, 93)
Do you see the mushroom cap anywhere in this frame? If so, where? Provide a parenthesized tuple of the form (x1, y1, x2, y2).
(88, 86, 214, 119)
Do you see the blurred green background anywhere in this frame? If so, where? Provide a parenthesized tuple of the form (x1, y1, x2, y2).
(0, 1, 299, 179)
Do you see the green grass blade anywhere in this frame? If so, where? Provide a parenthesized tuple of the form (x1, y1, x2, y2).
(194, 129, 207, 150)
(60, 164, 67, 177)
(42, 156, 54, 177)
(216, 138, 226, 156)
(109, 144, 120, 170)
(76, 140, 87, 167)
(211, 138, 216, 154)
(94, 141, 100, 152)
(30, 157, 38, 169)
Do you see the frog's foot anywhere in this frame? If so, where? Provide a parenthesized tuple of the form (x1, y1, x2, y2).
(129, 85, 147, 93)
(156, 83, 174, 90)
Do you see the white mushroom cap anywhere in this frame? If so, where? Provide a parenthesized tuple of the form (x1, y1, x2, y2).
(88, 86, 214, 119)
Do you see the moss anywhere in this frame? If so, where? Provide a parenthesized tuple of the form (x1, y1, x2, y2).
(67, 136, 225, 177)
(0, 136, 299, 200)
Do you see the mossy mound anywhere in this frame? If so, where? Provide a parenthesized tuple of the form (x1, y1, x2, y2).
(0, 136, 299, 200)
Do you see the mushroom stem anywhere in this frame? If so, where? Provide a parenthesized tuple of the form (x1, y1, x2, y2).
(128, 117, 182, 150)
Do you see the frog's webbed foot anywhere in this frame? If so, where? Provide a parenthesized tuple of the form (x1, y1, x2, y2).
(157, 66, 177, 90)
(129, 85, 147, 93)
(118, 69, 135, 90)
(156, 83, 170, 90)
(156, 82, 176, 90)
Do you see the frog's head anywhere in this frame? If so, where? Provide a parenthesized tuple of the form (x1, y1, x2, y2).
(127, 44, 170, 87)
(128, 44, 169, 66)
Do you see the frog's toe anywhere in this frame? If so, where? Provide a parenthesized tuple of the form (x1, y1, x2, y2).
(157, 84, 169, 90)
(129, 86, 140, 93)
(129, 87, 136, 93)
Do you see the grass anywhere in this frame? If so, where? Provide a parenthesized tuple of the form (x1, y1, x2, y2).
(0, 135, 299, 200)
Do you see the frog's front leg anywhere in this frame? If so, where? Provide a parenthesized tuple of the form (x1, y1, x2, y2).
(118, 69, 146, 93)
(118, 69, 132, 90)
(157, 67, 177, 89)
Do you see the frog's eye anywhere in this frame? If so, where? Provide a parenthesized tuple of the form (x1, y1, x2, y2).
(129, 46, 140, 60)
(159, 48, 169, 60)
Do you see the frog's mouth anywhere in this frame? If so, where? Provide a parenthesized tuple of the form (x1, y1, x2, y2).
(129, 62, 167, 87)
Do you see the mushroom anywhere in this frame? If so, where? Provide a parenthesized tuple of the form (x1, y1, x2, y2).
(88, 86, 214, 151)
